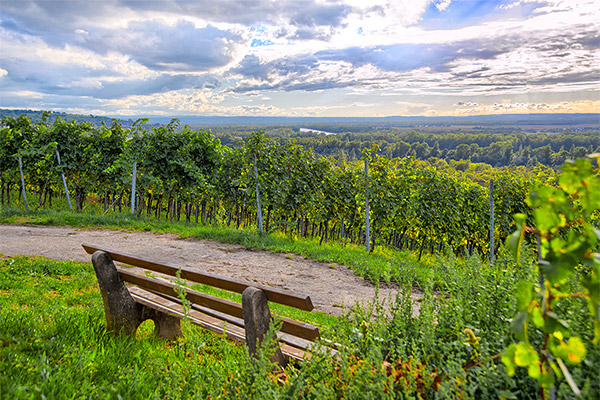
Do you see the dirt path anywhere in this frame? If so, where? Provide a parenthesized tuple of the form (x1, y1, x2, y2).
(0, 223, 413, 316)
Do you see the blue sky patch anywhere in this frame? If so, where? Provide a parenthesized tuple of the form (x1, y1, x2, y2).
(251, 38, 274, 47)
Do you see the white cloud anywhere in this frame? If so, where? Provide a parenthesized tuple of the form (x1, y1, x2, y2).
(4, 90, 45, 99)
(447, 99, 600, 116)
(434, 0, 452, 12)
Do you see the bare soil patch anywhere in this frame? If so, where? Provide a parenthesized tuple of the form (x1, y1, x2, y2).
(0, 223, 417, 316)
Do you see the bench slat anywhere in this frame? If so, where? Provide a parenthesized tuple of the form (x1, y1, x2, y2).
(152, 291, 327, 350)
(151, 291, 246, 329)
(83, 243, 314, 311)
(119, 268, 321, 342)
(129, 286, 307, 362)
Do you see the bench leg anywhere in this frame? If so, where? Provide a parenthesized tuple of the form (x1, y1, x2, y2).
(91, 250, 182, 339)
(242, 287, 287, 368)
(142, 308, 182, 339)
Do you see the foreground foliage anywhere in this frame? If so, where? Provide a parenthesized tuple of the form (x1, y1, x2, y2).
(1, 253, 598, 399)
(502, 156, 600, 398)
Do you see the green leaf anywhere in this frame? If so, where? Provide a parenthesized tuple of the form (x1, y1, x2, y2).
(549, 336, 587, 365)
(514, 342, 539, 367)
(516, 281, 535, 312)
(565, 337, 586, 364)
(540, 255, 576, 284)
(528, 363, 540, 379)
(501, 344, 517, 376)
(506, 213, 527, 263)
(530, 305, 544, 328)
(511, 311, 529, 341)
(539, 372, 554, 388)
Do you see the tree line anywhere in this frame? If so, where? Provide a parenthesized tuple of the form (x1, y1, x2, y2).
(216, 128, 600, 169)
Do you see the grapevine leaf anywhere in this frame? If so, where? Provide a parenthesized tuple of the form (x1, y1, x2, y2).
(516, 281, 535, 312)
(565, 337, 586, 364)
(501, 344, 517, 376)
(539, 372, 554, 388)
(514, 342, 539, 367)
(511, 311, 529, 341)
(549, 336, 586, 365)
(506, 213, 527, 263)
(540, 258, 576, 284)
(530, 305, 544, 328)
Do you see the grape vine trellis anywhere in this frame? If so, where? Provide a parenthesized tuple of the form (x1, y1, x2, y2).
(1, 115, 542, 260)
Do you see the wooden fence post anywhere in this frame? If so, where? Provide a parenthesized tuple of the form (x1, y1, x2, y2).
(130, 160, 137, 215)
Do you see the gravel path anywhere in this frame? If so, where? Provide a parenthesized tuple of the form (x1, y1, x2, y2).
(0, 223, 413, 316)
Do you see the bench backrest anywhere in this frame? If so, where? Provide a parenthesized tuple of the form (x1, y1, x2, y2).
(82, 243, 313, 310)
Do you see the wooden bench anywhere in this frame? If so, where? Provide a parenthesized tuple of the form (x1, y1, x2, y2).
(83, 243, 332, 367)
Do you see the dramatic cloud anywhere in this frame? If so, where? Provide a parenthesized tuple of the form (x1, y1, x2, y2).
(0, 0, 598, 116)
(80, 21, 241, 71)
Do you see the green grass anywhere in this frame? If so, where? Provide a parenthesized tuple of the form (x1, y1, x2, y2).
(1, 253, 597, 399)
(0, 256, 245, 399)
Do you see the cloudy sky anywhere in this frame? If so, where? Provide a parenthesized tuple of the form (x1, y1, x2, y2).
(0, 0, 598, 117)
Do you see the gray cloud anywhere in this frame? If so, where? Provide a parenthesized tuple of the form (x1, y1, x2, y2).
(1, 0, 597, 115)
(315, 40, 507, 73)
(227, 38, 512, 93)
(0, 0, 353, 35)
(0, 0, 345, 74)
(292, 3, 351, 27)
(231, 54, 319, 80)
(233, 77, 356, 93)
(60, 74, 220, 99)
(227, 27, 599, 94)
(82, 21, 241, 71)
(1, 53, 220, 99)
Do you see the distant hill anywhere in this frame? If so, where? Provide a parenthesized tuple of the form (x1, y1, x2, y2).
(145, 113, 600, 128)
(1, 108, 597, 131)
(0, 109, 137, 128)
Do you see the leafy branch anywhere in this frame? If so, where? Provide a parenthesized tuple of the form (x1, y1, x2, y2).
(502, 155, 600, 398)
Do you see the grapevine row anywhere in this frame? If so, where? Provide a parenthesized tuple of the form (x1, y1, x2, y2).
(0, 115, 545, 259)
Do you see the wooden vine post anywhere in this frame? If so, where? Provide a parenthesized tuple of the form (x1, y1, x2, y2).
(489, 179, 495, 264)
(130, 160, 137, 215)
(365, 156, 370, 252)
(254, 153, 263, 233)
(55, 148, 73, 211)
(17, 156, 29, 211)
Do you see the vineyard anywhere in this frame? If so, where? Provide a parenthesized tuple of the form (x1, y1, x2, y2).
(1, 113, 599, 398)
(0, 114, 556, 266)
